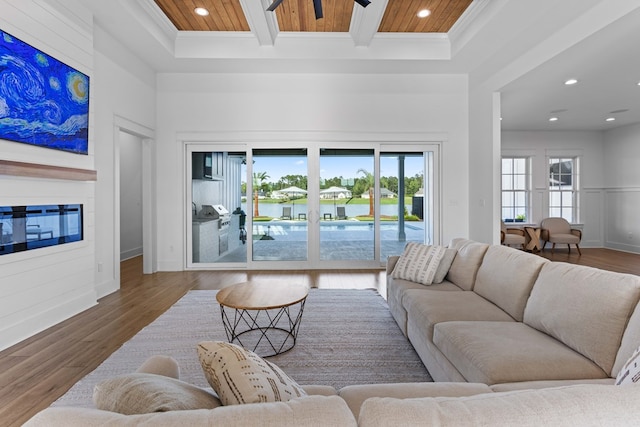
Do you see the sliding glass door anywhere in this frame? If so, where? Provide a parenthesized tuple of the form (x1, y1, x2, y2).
(251, 149, 308, 262)
(319, 149, 375, 261)
(186, 142, 438, 269)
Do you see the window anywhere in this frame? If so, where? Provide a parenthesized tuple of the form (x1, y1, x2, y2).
(501, 157, 529, 222)
(549, 157, 578, 222)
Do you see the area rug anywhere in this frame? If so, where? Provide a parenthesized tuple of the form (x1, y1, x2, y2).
(54, 288, 431, 408)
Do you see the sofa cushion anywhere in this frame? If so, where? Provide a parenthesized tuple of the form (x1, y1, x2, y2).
(197, 341, 306, 406)
(358, 385, 640, 427)
(616, 345, 640, 385)
(387, 275, 461, 336)
(433, 321, 608, 384)
(403, 289, 514, 341)
(490, 378, 614, 392)
(524, 262, 640, 375)
(445, 238, 489, 291)
(93, 373, 221, 414)
(26, 395, 357, 427)
(473, 245, 548, 321)
(339, 382, 491, 419)
(392, 243, 455, 285)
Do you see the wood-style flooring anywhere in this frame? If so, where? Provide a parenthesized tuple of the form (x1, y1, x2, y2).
(1, 247, 639, 426)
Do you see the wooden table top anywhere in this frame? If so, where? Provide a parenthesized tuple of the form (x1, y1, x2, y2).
(216, 281, 310, 310)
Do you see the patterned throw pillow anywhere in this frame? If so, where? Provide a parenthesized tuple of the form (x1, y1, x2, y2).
(616, 345, 640, 385)
(392, 242, 456, 285)
(197, 341, 307, 405)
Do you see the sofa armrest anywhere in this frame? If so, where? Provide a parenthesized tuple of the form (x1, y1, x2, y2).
(571, 228, 582, 239)
(386, 256, 400, 275)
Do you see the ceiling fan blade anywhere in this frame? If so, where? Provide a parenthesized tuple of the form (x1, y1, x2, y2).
(266, 0, 285, 12)
(313, 0, 323, 19)
(354, 0, 371, 7)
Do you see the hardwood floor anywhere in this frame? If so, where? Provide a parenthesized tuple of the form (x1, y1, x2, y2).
(1, 247, 639, 426)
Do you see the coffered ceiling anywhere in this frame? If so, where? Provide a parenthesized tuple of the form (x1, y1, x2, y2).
(152, 0, 473, 33)
(83, 1, 640, 132)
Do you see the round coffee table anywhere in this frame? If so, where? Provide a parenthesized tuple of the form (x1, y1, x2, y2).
(216, 281, 309, 357)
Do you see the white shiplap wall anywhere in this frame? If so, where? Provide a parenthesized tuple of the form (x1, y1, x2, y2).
(0, 0, 97, 351)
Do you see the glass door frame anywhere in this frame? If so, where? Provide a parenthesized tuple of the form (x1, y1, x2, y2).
(184, 139, 441, 270)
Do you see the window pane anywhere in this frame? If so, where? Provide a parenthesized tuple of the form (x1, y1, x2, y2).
(549, 207, 561, 217)
(514, 175, 526, 190)
(502, 159, 513, 174)
(515, 192, 526, 206)
(514, 158, 526, 174)
(549, 191, 561, 206)
(502, 192, 514, 206)
(502, 175, 513, 190)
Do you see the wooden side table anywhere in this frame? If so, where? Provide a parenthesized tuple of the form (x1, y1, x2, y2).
(216, 281, 309, 357)
(524, 227, 542, 252)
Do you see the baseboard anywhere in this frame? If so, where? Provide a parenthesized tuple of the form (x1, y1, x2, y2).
(605, 241, 640, 254)
(120, 247, 143, 262)
(95, 278, 119, 299)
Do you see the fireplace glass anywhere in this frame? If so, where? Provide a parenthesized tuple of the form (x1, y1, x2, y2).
(0, 204, 83, 255)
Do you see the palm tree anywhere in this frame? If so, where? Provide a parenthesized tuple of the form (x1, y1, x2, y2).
(357, 168, 374, 217)
(253, 171, 269, 217)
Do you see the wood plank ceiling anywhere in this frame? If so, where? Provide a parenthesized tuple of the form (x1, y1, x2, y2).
(153, 0, 473, 33)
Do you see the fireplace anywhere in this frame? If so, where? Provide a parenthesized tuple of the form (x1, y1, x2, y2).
(0, 204, 83, 255)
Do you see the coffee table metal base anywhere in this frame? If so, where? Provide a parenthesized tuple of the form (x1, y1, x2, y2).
(219, 299, 306, 357)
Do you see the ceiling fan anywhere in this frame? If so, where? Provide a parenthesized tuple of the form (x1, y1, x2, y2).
(267, 0, 371, 20)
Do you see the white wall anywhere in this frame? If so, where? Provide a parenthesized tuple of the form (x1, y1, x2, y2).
(0, 0, 96, 351)
(119, 131, 143, 261)
(603, 123, 640, 253)
(92, 25, 156, 295)
(502, 130, 605, 247)
(155, 73, 469, 270)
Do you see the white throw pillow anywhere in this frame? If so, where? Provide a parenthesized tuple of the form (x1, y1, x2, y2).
(93, 373, 221, 414)
(392, 242, 455, 285)
(616, 345, 640, 385)
(197, 341, 307, 405)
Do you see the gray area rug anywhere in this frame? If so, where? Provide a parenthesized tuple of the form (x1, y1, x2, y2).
(54, 288, 431, 408)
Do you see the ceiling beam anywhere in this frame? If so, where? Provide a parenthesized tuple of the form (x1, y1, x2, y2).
(239, 0, 279, 46)
(349, 0, 388, 47)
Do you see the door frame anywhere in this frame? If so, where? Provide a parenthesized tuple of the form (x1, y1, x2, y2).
(180, 131, 444, 270)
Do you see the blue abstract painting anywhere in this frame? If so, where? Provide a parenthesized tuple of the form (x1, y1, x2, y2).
(0, 30, 89, 155)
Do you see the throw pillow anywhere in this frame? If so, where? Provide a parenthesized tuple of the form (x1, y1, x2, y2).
(616, 345, 640, 385)
(135, 355, 180, 379)
(197, 341, 307, 405)
(93, 373, 222, 414)
(392, 242, 453, 285)
(433, 247, 457, 283)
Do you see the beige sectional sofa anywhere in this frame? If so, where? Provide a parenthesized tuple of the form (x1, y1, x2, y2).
(25, 238, 640, 425)
(387, 238, 640, 386)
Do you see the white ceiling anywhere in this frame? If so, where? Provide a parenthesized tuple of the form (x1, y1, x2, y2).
(499, 6, 640, 132)
(82, 0, 640, 132)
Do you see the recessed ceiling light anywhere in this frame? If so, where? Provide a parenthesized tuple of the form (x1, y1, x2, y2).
(549, 117, 559, 122)
(417, 9, 431, 18)
(564, 79, 578, 85)
(194, 7, 209, 16)
(606, 117, 616, 122)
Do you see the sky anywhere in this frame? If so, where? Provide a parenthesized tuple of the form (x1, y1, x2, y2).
(253, 155, 424, 183)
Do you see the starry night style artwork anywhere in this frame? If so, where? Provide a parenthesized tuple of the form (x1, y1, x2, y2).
(0, 30, 89, 155)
